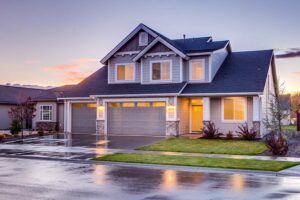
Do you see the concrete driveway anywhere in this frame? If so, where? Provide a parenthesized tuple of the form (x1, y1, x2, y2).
(1, 157, 300, 200)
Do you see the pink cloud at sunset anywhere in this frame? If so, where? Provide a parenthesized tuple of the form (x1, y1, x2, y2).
(65, 71, 88, 84)
(44, 63, 80, 71)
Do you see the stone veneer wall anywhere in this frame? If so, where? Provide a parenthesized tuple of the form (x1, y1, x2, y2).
(166, 121, 179, 136)
(96, 120, 105, 135)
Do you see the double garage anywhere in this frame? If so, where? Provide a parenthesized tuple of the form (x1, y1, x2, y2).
(71, 101, 166, 136)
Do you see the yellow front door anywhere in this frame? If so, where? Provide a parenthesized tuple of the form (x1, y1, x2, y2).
(191, 105, 203, 132)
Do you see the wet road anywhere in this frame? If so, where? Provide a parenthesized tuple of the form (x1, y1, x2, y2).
(1, 157, 300, 200)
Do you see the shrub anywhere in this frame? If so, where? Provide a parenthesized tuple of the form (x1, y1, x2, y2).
(236, 123, 258, 140)
(201, 122, 222, 139)
(10, 119, 21, 136)
(226, 131, 234, 140)
(0, 133, 5, 142)
(37, 129, 44, 136)
(263, 132, 288, 156)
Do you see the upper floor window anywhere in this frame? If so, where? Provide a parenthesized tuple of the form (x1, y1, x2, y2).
(151, 60, 171, 81)
(116, 63, 135, 81)
(139, 32, 148, 46)
(222, 97, 247, 122)
(40, 105, 53, 121)
(189, 60, 204, 81)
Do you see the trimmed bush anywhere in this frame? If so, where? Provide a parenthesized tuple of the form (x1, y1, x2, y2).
(236, 123, 258, 140)
(202, 122, 222, 139)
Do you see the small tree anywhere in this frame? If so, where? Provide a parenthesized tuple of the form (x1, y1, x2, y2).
(263, 81, 289, 155)
(8, 97, 36, 140)
(263, 82, 289, 133)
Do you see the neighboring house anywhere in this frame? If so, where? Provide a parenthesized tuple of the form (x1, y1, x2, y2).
(0, 85, 48, 130)
(279, 94, 291, 125)
(2, 24, 277, 137)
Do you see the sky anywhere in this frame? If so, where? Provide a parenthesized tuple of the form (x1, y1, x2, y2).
(0, 0, 300, 92)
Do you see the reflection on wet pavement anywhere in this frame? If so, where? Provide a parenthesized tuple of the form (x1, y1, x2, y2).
(0, 157, 300, 200)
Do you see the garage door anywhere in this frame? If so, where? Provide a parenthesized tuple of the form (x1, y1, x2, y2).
(107, 102, 166, 136)
(71, 103, 96, 133)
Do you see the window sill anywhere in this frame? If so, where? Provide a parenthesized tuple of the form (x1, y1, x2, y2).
(221, 120, 247, 124)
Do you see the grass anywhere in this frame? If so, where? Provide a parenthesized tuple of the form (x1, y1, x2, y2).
(94, 153, 299, 172)
(282, 125, 297, 132)
(136, 138, 268, 155)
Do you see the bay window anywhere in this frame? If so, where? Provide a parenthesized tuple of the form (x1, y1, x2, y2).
(222, 97, 247, 121)
(151, 60, 171, 81)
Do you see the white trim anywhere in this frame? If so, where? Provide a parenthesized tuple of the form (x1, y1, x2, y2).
(180, 57, 183, 82)
(144, 52, 176, 57)
(141, 58, 144, 83)
(139, 32, 148, 46)
(203, 97, 210, 121)
(208, 56, 212, 82)
(39, 105, 53, 121)
(133, 37, 189, 62)
(221, 97, 247, 123)
(180, 92, 262, 97)
(91, 93, 180, 98)
(100, 24, 158, 64)
(188, 59, 206, 82)
(187, 52, 212, 56)
(253, 96, 260, 121)
(115, 51, 140, 56)
(150, 59, 172, 83)
(114, 63, 136, 83)
(58, 97, 94, 100)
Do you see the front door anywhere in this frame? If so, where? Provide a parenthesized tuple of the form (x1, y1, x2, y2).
(191, 105, 203, 132)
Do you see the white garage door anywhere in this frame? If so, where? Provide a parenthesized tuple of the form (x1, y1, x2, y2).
(107, 102, 166, 136)
(71, 103, 96, 133)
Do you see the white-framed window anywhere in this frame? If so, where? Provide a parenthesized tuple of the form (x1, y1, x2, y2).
(115, 63, 135, 81)
(40, 105, 53, 121)
(139, 32, 148, 46)
(150, 60, 171, 81)
(222, 97, 247, 122)
(189, 59, 205, 81)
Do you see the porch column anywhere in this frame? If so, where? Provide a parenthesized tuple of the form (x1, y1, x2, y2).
(96, 98, 105, 135)
(166, 97, 179, 137)
(252, 96, 261, 134)
(203, 97, 211, 126)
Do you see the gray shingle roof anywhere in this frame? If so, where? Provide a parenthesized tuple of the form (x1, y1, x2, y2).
(61, 67, 186, 98)
(182, 50, 273, 94)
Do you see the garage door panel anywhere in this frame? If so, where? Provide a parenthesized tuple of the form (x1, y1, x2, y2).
(107, 104, 166, 136)
(72, 103, 96, 133)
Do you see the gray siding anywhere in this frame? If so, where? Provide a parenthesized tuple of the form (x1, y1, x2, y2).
(141, 54, 181, 84)
(32, 102, 57, 129)
(108, 54, 141, 84)
(211, 48, 228, 81)
(0, 105, 13, 130)
(183, 56, 210, 82)
(118, 31, 155, 52)
(210, 97, 253, 135)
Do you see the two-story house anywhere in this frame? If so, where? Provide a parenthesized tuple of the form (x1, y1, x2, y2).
(32, 24, 277, 137)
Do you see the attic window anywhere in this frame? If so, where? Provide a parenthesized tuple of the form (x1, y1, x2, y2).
(139, 32, 148, 46)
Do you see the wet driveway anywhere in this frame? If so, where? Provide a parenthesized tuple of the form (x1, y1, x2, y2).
(1, 157, 300, 200)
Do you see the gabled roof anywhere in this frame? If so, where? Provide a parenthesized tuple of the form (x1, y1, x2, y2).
(60, 66, 187, 98)
(100, 23, 159, 64)
(182, 50, 274, 94)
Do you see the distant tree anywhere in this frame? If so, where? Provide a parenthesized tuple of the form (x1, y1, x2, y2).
(8, 97, 36, 140)
(291, 92, 300, 119)
(263, 82, 289, 133)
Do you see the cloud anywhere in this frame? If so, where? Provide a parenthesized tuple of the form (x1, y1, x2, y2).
(291, 72, 300, 75)
(65, 71, 87, 83)
(44, 63, 79, 71)
(275, 48, 300, 59)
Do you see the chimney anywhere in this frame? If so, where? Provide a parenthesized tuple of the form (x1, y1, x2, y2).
(183, 34, 186, 41)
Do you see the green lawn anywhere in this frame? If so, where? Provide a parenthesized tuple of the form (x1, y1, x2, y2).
(136, 138, 268, 155)
(94, 153, 299, 172)
(282, 125, 297, 132)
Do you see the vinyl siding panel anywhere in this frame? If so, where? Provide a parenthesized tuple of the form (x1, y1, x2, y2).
(0, 105, 13, 130)
(210, 97, 253, 135)
(141, 54, 181, 84)
(108, 54, 140, 84)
